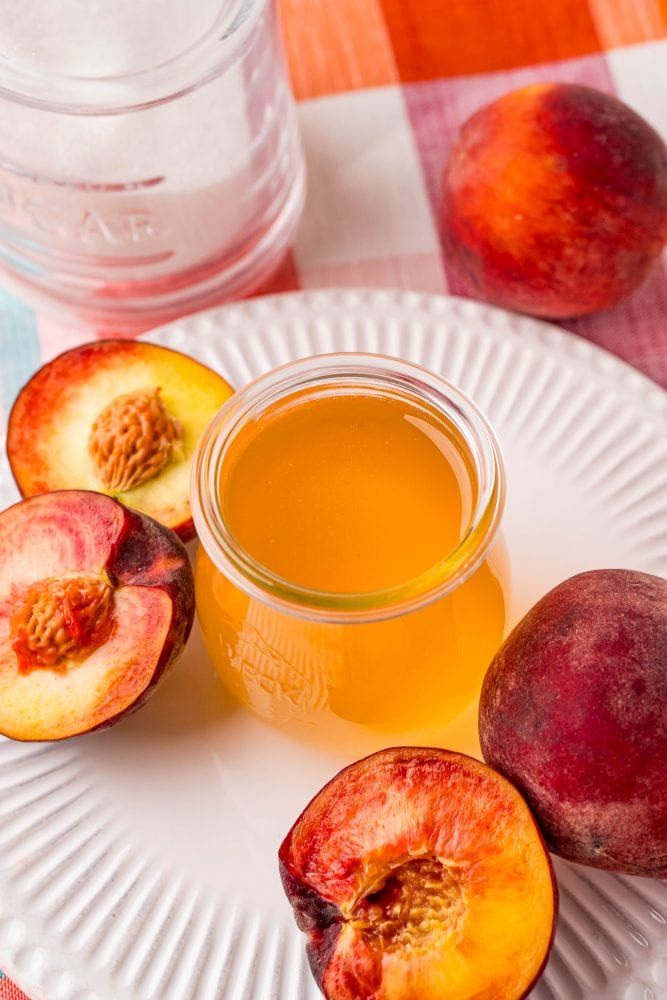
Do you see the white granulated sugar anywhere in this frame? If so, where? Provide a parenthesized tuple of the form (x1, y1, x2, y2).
(0, 0, 254, 180)
(0, 0, 288, 263)
(0, 0, 225, 77)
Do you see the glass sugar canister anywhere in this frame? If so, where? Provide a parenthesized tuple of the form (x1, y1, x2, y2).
(0, 0, 305, 324)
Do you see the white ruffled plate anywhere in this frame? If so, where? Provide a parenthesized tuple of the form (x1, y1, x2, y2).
(0, 289, 665, 1000)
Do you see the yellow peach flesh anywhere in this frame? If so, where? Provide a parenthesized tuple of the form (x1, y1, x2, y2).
(281, 748, 557, 1000)
(7, 341, 233, 538)
(0, 586, 172, 740)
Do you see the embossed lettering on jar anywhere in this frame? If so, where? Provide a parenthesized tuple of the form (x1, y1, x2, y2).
(0, 0, 305, 324)
(191, 355, 510, 752)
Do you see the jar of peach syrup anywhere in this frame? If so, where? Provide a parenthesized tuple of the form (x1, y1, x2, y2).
(191, 354, 509, 752)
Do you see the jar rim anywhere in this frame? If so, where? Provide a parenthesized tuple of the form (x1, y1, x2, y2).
(0, 0, 266, 115)
(190, 353, 507, 624)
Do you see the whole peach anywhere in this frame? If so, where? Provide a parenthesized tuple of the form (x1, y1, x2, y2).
(479, 569, 667, 877)
(441, 83, 667, 318)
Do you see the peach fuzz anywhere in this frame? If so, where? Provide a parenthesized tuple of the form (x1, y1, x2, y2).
(279, 747, 557, 1000)
(441, 83, 667, 318)
(479, 569, 667, 877)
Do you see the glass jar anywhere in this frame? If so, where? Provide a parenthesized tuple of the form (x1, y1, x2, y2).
(0, 0, 305, 325)
(191, 354, 509, 754)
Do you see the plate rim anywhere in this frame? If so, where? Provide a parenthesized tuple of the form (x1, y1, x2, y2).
(141, 287, 667, 409)
(1, 287, 665, 1000)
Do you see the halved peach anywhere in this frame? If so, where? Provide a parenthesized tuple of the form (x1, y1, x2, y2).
(7, 340, 233, 540)
(280, 747, 557, 1000)
(0, 490, 194, 740)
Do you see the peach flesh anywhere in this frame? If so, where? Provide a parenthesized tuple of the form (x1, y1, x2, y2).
(479, 569, 667, 877)
(6, 339, 233, 540)
(279, 747, 557, 1000)
(0, 490, 194, 740)
(441, 83, 667, 318)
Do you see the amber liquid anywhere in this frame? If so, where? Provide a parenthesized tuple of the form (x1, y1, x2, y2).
(195, 388, 508, 753)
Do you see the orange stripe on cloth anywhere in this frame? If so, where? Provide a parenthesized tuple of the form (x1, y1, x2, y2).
(588, 0, 667, 47)
(279, 0, 399, 99)
(377, 0, 602, 81)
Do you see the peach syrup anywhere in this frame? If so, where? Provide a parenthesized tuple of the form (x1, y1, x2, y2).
(192, 355, 508, 752)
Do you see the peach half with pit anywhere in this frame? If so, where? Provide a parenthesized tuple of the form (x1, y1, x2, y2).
(279, 747, 557, 1000)
(7, 339, 234, 540)
(479, 569, 667, 878)
(0, 490, 194, 740)
(441, 83, 667, 318)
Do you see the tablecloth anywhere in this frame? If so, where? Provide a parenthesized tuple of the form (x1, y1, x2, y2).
(1, 0, 666, 997)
